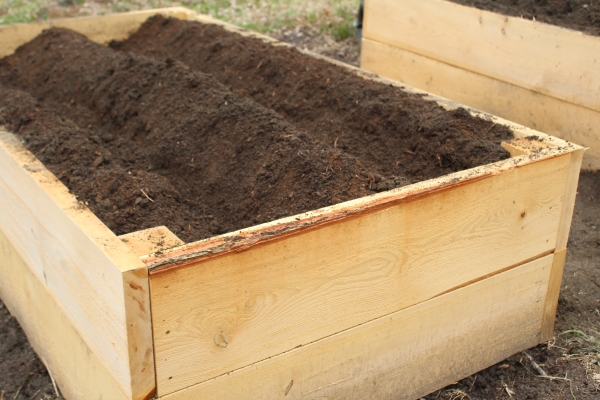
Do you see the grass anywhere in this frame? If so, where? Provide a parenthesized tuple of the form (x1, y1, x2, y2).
(559, 328, 600, 390)
(0, 0, 52, 24)
(0, 0, 359, 40)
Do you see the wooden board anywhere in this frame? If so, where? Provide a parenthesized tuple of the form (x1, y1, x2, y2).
(0, 7, 195, 58)
(159, 253, 554, 399)
(150, 153, 570, 395)
(0, 131, 155, 399)
(0, 227, 129, 400)
(556, 148, 585, 248)
(360, 38, 600, 171)
(363, 0, 600, 113)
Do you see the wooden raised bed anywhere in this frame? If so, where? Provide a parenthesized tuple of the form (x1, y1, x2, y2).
(361, 0, 599, 171)
(0, 8, 585, 400)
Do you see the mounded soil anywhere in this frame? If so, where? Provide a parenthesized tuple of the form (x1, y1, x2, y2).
(450, 0, 600, 36)
(0, 21, 511, 243)
(111, 16, 512, 183)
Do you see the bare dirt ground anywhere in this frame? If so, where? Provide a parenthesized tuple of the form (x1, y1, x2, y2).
(0, 5, 599, 400)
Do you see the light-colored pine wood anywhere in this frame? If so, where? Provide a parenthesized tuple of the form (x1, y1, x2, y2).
(159, 253, 554, 400)
(0, 131, 155, 399)
(150, 154, 570, 395)
(540, 248, 568, 342)
(0, 7, 195, 58)
(120, 226, 184, 258)
(0, 227, 129, 400)
(556, 149, 586, 249)
(360, 38, 599, 171)
(363, 0, 600, 114)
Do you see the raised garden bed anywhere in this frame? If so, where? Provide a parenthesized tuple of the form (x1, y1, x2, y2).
(0, 7, 585, 400)
(361, 0, 600, 171)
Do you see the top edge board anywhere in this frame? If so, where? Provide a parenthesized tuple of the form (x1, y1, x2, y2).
(0, 7, 196, 58)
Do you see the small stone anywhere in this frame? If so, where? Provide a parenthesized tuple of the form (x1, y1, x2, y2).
(92, 155, 104, 167)
(101, 133, 115, 143)
(99, 199, 112, 210)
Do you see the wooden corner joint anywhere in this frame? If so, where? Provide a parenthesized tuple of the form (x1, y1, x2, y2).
(539, 248, 568, 343)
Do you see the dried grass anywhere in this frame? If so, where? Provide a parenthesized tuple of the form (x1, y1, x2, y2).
(559, 328, 600, 391)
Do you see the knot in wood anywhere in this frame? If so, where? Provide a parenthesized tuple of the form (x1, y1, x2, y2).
(214, 330, 229, 348)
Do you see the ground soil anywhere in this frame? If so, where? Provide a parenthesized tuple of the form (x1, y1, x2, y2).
(0, 16, 598, 400)
(450, 0, 600, 36)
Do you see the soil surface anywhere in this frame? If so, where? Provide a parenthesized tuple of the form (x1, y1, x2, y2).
(0, 16, 597, 400)
(450, 0, 600, 36)
(0, 22, 511, 242)
(112, 16, 512, 184)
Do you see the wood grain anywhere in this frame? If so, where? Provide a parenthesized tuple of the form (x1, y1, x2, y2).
(160, 253, 554, 399)
(360, 38, 599, 171)
(363, 0, 600, 113)
(0, 227, 130, 400)
(0, 131, 154, 399)
(556, 149, 585, 249)
(150, 154, 570, 395)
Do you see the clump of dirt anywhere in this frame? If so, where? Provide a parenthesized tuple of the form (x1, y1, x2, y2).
(0, 28, 376, 242)
(111, 15, 513, 183)
(449, 0, 600, 36)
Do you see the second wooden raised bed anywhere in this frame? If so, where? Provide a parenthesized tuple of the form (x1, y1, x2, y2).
(0, 8, 585, 400)
(361, 0, 599, 171)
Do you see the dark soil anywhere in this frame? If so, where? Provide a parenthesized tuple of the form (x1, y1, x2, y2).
(0, 23, 511, 243)
(0, 300, 57, 399)
(449, 0, 600, 36)
(0, 28, 377, 242)
(112, 16, 512, 184)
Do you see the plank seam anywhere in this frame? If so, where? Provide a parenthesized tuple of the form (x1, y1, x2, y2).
(158, 248, 555, 396)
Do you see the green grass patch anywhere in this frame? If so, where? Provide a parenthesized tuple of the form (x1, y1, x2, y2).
(0, 0, 359, 41)
(0, 0, 51, 24)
